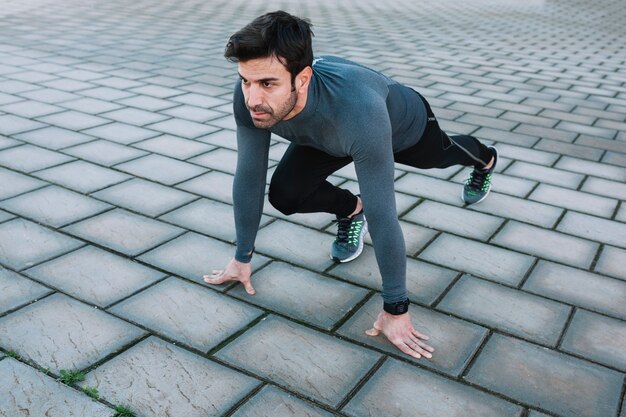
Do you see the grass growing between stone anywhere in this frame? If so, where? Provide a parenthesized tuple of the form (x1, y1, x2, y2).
(58, 369, 85, 385)
(114, 404, 135, 416)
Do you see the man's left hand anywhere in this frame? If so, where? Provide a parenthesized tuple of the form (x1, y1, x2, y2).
(366, 311, 434, 359)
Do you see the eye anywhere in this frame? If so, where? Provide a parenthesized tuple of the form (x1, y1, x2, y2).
(241, 78, 249, 86)
(262, 81, 273, 88)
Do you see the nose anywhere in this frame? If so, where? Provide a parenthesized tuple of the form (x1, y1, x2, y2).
(247, 85, 263, 108)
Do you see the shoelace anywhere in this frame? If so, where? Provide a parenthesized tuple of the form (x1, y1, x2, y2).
(334, 217, 363, 246)
(466, 169, 492, 193)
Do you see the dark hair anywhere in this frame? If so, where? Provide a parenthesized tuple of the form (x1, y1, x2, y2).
(224, 11, 314, 81)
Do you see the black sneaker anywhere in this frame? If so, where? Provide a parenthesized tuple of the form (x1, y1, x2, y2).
(330, 211, 368, 263)
(462, 146, 498, 205)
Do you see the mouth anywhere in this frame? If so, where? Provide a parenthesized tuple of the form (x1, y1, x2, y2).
(251, 111, 269, 119)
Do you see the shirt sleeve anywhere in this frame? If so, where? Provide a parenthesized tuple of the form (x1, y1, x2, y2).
(348, 98, 408, 304)
(232, 84, 271, 263)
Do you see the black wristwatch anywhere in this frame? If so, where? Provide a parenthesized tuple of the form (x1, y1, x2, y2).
(383, 298, 409, 315)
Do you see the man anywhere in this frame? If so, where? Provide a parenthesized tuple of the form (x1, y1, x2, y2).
(205, 11, 497, 359)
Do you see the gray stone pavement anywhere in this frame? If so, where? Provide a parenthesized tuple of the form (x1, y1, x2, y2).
(0, 0, 625, 415)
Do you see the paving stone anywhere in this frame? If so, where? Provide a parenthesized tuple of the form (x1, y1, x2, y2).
(617, 206, 626, 222)
(344, 357, 522, 417)
(0, 358, 115, 417)
(529, 184, 617, 217)
(0, 114, 45, 135)
(232, 385, 334, 417)
(146, 118, 219, 139)
(558, 211, 626, 248)
(217, 315, 381, 407)
(496, 143, 559, 166)
(81, 336, 259, 417)
(37, 110, 109, 131)
(175, 170, 236, 203)
(138, 232, 269, 285)
(341, 297, 487, 376)
(228, 261, 367, 330)
(420, 233, 534, 286)
(0, 209, 14, 222)
(524, 261, 626, 320)
(0, 167, 46, 200)
(62, 139, 148, 166)
(19, 88, 79, 104)
(171, 92, 230, 108)
(534, 138, 604, 161)
(25, 245, 165, 307)
(82, 122, 160, 144)
(0, 218, 83, 270)
(80, 86, 135, 101)
(117, 95, 178, 111)
(603, 151, 626, 168)
(160, 104, 225, 123)
(492, 221, 598, 268)
(582, 177, 626, 200)
(329, 248, 457, 305)
(438, 275, 570, 346)
(93, 178, 196, 217)
(197, 128, 238, 150)
(0, 267, 52, 315)
(59, 97, 123, 114)
(160, 197, 272, 241)
(0, 185, 111, 227)
(527, 412, 551, 417)
(0, 135, 20, 150)
(264, 194, 336, 230)
(505, 161, 584, 188)
(0, 100, 64, 118)
(364, 219, 437, 256)
(465, 334, 623, 417)
(595, 245, 626, 281)
(207, 115, 238, 130)
(394, 173, 463, 206)
(100, 107, 169, 126)
(403, 200, 503, 240)
(114, 154, 206, 185)
(13, 126, 94, 150)
(561, 309, 626, 372)
(472, 127, 539, 147)
(0, 144, 74, 172)
(64, 209, 184, 256)
(133, 135, 214, 160)
(255, 220, 335, 272)
(110, 277, 262, 350)
(35, 160, 130, 193)
(556, 156, 626, 182)
(0, 293, 144, 372)
(188, 147, 238, 174)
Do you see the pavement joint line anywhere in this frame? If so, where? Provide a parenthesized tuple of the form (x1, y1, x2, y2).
(617, 378, 626, 417)
(555, 307, 577, 351)
(219, 382, 267, 417)
(336, 355, 388, 412)
(328, 290, 376, 334)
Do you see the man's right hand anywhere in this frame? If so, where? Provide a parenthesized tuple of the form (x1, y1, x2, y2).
(203, 258, 255, 295)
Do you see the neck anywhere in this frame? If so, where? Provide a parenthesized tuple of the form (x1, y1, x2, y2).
(283, 80, 310, 121)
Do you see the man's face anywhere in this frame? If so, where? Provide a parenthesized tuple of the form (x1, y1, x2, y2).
(238, 56, 297, 129)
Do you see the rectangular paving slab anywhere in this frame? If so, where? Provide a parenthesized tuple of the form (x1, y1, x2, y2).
(338, 297, 487, 376)
(232, 385, 334, 417)
(343, 358, 523, 417)
(329, 249, 458, 306)
(34, 160, 131, 193)
(492, 221, 598, 268)
(557, 211, 626, 249)
(561, 309, 626, 372)
(0, 293, 145, 373)
(25, 245, 165, 307)
(138, 231, 269, 286)
(114, 154, 206, 185)
(110, 277, 263, 352)
(81, 336, 259, 417)
(63, 209, 184, 257)
(465, 334, 624, 417)
(0, 167, 47, 200)
(0, 144, 74, 173)
(216, 315, 382, 407)
(419, 233, 535, 286)
(0, 218, 84, 270)
(0, 267, 52, 315)
(437, 275, 571, 346)
(528, 183, 617, 218)
(227, 261, 368, 330)
(0, 185, 112, 228)
(524, 261, 626, 319)
(0, 358, 115, 417)
(595, 245, 626, 281)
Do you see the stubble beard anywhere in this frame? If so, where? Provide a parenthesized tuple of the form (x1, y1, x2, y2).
(248, 90, 297, 129)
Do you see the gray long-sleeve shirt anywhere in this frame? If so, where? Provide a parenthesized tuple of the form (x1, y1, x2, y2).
(232, 56, 428, 303)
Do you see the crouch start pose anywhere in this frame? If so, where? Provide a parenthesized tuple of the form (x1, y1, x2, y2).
(205, 11, 497, 359)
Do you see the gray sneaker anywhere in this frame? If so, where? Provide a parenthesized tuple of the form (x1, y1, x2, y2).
(462, 146, 498, 205)
(330, 211, 368, 263)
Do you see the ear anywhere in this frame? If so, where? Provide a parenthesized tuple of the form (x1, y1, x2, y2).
(295, 66, 313, 92)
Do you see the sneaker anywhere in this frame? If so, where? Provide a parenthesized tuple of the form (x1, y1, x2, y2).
(330, 210, 368, 263)
(462, 146, 498, 205)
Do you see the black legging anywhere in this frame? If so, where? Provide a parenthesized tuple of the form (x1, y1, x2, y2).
(268, 94, 493, 218)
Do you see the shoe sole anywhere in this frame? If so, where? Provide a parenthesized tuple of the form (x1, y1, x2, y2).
(330, 221, 368, 263)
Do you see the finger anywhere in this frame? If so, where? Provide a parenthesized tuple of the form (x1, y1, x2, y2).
(396, 341, 422, 359)
(365, 327, 380, 336)
(241, 279, 256, 295)
(203, 273, 229, 285)
(412, 328, 430, 340)
(405, 339, 433, 359)
(212, 269, 224, 275)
